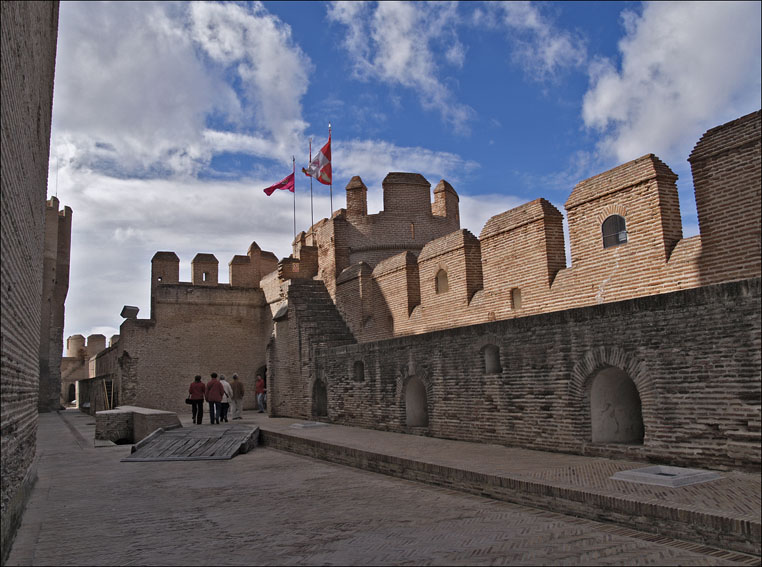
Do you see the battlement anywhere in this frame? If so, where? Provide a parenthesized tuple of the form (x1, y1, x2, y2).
(566, 154, 677, 209)
(327, 111, 760, 341)
(149, 243, 278, 318)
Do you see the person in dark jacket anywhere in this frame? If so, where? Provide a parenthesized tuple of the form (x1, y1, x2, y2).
(188, 375, 205, 425)
(205, 372, 225, 424)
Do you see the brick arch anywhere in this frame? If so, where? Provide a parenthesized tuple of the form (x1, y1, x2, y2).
(568, 347, 654, 443)
(395, 362, 433, 429)
(595, 204, 628, 225)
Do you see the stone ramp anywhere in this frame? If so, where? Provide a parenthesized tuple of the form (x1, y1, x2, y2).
(122, 424, 259, 462)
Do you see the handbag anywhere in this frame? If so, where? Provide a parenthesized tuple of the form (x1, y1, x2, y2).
(185, 396, 193, 405)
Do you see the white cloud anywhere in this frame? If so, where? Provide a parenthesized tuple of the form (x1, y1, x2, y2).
(189, 1, 311, 157)
(335, 139, 479, 190)
(327, 1, 474, 133)
(582, 1, 761, 163)
(475, 2, 587, 81)
(51, 1, 311, 180)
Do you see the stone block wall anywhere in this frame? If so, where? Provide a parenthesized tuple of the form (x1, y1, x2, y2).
(0, 1, 59, 561)
(314, 278, 761, 471)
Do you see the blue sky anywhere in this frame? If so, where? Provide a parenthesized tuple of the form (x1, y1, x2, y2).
(48, 1, 761, 344)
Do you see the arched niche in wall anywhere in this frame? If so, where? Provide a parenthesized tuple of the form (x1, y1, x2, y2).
(405, 376, 428, 427)
(482, 344, 502, 374)
(435, 269, 449, 294)
(589, 366, 644, 444)
(312, 380, 328, 417)
(353, 360, 365, 382)
(67, 383, 76, 404)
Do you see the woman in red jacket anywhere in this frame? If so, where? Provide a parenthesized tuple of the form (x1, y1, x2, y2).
(188, 375, 206, 425)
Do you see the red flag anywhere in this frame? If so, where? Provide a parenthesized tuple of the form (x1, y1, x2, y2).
(263, 172, 295, 196)
(302, 134, 331, 185)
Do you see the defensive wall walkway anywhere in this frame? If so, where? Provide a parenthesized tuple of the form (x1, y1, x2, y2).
(5, 408, 760, 566)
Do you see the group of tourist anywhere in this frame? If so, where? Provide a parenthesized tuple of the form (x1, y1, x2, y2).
(187, 372, 266, 424)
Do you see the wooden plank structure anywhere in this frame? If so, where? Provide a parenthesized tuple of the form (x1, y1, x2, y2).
(122, 424, 259, 462)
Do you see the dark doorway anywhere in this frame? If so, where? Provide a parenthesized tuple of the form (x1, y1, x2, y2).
(312, 380, 328, 417)
(405, 377, 428, 427)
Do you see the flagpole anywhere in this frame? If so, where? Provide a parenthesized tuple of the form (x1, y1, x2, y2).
(292, 156, 296, 240)
(309, 137, 314, 245)
(328, 123, 333, 215)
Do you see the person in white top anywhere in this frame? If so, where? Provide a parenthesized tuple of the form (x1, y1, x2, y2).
(219, 374, 234, 423)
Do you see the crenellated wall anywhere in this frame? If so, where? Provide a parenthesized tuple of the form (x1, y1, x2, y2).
(303, 112, 760, 343)
(88, 242, 279, 415)
(265, 111, 761, 472)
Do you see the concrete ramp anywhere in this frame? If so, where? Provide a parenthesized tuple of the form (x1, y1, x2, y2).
(122, 424, 259, 462)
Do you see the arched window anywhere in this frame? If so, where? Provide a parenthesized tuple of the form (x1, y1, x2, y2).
(602, 215, 628, 248)
(435, 269, 449, 294)
(482, 344, 502, 374)
(353, 360, 365, 382)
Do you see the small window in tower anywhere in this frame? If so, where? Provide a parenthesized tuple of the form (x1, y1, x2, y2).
(203, 272, 209, 282)
(410, 222, 415, 239)
(157, 276, 163, 282)
(435, 269, 449, 294)
(511, 288, 522, 309)
(602, 215, 628, 248)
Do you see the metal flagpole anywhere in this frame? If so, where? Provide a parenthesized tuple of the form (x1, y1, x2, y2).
(292, 156, 296, 239)
(309, 138, 314, 244)
(328, 123, 333, 215)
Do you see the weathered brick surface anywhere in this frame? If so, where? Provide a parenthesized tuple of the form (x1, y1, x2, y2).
(691, 111, 762, 285)
(39, 197, 71, 412)
(314, 278, 761, 471)
(280, 114, 760, 347)
(86, 243, 280, 416)
(95, 406, 180, 443)
(0, 1, 59, 561)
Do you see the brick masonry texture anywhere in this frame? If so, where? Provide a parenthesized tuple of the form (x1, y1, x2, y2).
(73, 110, 760, 477)
(264, 111, 760, 472)
(84, 242, 279, 416)
(0, 1, 59, 562)
(39, 197, 71, 413)
(313, 278, 761, 472)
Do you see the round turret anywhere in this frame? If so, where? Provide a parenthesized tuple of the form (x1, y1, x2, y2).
(66, 335, 85, 358)
(86, 334, 107, 358)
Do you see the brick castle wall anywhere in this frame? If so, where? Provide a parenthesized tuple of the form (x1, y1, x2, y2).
(315, 278, 761, 471)
(90, 244, 278, 415)
(39, 197, 72, 412)
(305, 112, 761, 343)
(0, 1, 59, 561)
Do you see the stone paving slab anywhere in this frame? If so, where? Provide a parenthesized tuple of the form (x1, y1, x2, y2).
(5, 409, 761, 566)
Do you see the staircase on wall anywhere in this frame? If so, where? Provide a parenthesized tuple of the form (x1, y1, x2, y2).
(287, 279, 357, 350)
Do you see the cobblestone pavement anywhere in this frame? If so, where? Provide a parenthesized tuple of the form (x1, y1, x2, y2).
(5, 410, 760, 566)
